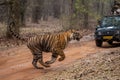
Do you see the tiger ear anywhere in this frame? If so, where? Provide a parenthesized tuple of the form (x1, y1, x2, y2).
(67, 28, 80, 33)
(69, 29, 75, 32)
(80, 29, 89, 36)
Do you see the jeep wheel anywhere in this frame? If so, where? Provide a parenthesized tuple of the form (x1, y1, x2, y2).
(108, 41, 113, 45)
(95, 40, 102, 47)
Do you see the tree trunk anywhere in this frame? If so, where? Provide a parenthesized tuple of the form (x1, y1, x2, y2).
(82, 0, 89, 28)
(53, 0, 61, 18)
(32, 6, 39, 23)
(20, 0, 27, 26)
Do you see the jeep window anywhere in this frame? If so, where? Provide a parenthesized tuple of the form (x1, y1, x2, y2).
(101, 17, 120, 27)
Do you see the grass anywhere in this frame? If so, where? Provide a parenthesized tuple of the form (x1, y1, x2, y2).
(0, 23, 7, 37)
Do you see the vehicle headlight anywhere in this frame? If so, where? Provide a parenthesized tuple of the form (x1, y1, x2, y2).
(116, 30, 120, 34)
(98, 31, 102, 35)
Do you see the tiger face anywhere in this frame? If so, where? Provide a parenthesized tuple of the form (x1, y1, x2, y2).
(69, 30, 82, 41)
(73, 31, 82, 41)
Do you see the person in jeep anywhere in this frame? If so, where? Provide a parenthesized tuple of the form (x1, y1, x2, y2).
(95, 15, 120, 47)
(111, 0, 120, 15)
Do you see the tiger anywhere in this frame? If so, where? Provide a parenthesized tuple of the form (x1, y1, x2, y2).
(9, 22, 83, 69)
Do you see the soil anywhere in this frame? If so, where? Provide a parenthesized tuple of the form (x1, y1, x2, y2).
(0, 34, 120, 80)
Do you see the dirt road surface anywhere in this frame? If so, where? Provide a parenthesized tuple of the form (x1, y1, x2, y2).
(0, 34, 119, 80)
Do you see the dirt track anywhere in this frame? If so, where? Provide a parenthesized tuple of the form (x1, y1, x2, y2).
(0, 35, 119, 80)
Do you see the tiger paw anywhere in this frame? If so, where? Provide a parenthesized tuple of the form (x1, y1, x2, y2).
(44, 64, 50, 68)
(58, 58, 64, 61)
(36, 67, 44, 69)
(45, 61, 51, 64)
(33, 65, 44, 69)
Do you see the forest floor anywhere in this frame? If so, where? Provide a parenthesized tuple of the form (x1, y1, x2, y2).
(0, 33, 120, 80)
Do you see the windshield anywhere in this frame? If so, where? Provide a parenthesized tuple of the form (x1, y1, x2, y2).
(101, 16, 120, 27)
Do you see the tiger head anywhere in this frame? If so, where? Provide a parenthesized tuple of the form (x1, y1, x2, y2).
(67, 29, 83, 41)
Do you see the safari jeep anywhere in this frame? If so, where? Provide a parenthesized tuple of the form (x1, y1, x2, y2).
(95, 15, 120, 47)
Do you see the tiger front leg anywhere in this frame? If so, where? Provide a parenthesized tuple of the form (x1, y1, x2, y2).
(45, 53, 58, 64)
(32, 52, 50, 68)
(57, 50, 65, 61)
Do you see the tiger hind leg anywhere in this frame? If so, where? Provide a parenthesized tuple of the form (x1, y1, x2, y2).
(32, 53, 44, 69)
(32, 58, 44, 69)
(38, 53, 50, 68)
(45, 53, 58, 64)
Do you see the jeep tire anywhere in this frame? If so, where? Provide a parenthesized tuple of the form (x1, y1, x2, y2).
(95, 40, 102, 47)
(108, 41, 113, 45)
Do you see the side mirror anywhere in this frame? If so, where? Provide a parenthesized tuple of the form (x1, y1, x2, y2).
(96, 25, 100, 30)
(97, 20, 101, 25)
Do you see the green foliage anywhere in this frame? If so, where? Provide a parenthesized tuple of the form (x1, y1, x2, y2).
(74, 0, 114, 20)
(68, 0, 115, 29)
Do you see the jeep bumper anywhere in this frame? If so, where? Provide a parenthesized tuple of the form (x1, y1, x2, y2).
(95, 34, 120, 42)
